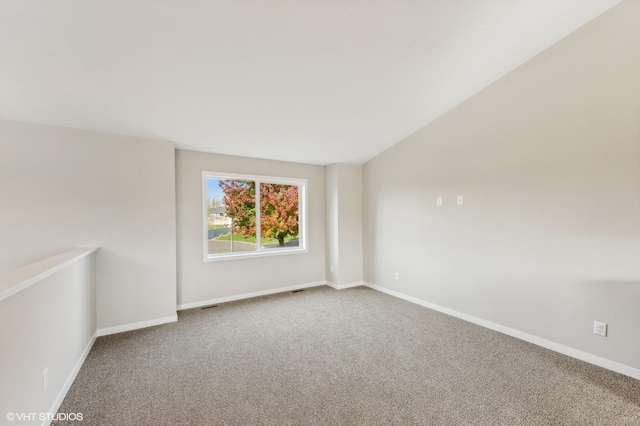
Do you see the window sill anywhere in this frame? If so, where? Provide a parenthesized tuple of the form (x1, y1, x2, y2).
(204, 247, 308, 262)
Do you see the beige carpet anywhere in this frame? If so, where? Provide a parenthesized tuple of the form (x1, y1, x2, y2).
(54, 286, 639, 425)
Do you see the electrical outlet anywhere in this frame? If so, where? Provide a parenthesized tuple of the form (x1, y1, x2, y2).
(457, 195, 464, 205)
(394, 272, 400, 281)
(43, 367, 49, 390)
(594, 321, 607, 337)
(436, 197, 443, 206)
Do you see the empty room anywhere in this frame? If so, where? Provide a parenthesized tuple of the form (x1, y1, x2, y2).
(1, 1, 639, 425)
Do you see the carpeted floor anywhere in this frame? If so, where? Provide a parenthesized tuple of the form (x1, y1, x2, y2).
(54, 286, 640, 425)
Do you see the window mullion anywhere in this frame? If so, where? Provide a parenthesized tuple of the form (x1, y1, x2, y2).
(298, 184, 303, 249)
(255, 180, 261, 252)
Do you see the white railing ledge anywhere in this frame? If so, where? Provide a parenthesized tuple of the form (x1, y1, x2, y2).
(0, 247, 98, 302)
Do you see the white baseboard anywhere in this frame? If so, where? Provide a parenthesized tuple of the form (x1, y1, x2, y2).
(326, 281, 364, 290)
(364, 282, 640, 381)
(97, 315, 178, 337)
(43, 331, 97, 426)
(177, 281, 327, 311)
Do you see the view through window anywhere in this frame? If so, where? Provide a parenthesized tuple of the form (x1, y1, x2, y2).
(204, 173, 305, 260)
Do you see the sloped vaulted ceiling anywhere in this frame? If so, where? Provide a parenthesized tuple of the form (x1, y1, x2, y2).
(0, 0, 623, 165)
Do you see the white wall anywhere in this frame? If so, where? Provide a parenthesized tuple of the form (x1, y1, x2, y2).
(325, 165, 340, 284)
(0, 251, 96, 426)
(363, 1, 640, 371)
(338, 164, 363, 285)
(0, 120, 177, 331)
(325, 163, 363, 286)
(175, 150, 325, 307)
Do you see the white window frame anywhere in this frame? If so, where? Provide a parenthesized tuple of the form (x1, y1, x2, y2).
(203, 171, 308, 262)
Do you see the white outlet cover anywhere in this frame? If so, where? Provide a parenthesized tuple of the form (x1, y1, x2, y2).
(594, 321, 607, 337)
(436, 197, 443, 206)
(457, 195, 464, 205)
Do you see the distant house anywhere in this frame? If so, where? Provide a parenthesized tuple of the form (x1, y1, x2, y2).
(209, 205, 232, 227)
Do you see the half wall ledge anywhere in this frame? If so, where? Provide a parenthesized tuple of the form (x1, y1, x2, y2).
(0, 247, 99, 302)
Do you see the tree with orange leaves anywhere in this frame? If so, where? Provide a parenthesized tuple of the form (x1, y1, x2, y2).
(219, 180, 298, 247)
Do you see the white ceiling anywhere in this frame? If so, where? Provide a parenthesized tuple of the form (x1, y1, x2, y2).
(0, 0, 622, 165)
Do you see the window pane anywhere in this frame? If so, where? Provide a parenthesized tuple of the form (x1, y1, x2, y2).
(206, 178, 257, 255)
(259, 183, 300, 250)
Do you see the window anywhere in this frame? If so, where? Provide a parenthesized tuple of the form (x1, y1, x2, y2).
(203, 172, 307, 261)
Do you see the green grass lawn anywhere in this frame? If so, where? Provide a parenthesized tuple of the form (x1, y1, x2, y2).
(215, 233, 297, 245)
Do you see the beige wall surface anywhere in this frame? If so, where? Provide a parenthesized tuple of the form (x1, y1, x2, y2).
(0, 120, 177, 330)
(0, 253, 96, 425)
(363, 1, 640, 369)
(337, 164, 363, 285)
(325, 164, 340, 283)
(175, 150, 325, 307)
(326, 163, 363, 285)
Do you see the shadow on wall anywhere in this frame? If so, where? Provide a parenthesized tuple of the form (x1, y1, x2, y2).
(565, 280, 640, 378)
(573, 280, 640, 328)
